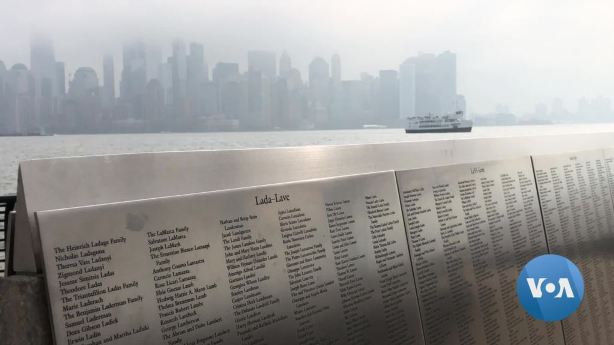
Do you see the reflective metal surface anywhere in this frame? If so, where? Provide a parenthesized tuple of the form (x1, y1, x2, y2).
(395, 157, 565, 345)
(532, 149, 614, 345)
(36, 171, 425, 345)
(15, 132, 614, 272)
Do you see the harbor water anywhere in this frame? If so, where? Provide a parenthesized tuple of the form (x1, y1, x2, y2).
(2, 124, 614, 195)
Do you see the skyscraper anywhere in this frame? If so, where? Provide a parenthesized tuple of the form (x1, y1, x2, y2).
(279, 51, 291, 79)
(146, 45, 162, 81)
(2, 64, 35, 134)
(30, 34, 57, 131)
(248, 51, 276, 79)
(69, 67, 99, 97)
(399, 59, 416, 118)
(212, 63, 239, 84)
(436, 51, 457, 114)
(55, 62, 65, 96)
(68, 67, 101, 132)
(331, 54, 341, 84)
(187, 42, 205, 117)
(102, 55, 115, 109)
(399, 51, 458, 117)
(120, 40, 147, 100)
(247, 70, 271, 129)
(378, 70, 399, 125)
(171, 39, 187, 117)
(308, 57, 330, 127)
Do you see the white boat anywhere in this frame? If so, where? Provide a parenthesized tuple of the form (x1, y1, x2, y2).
(406, 110, 473, 133)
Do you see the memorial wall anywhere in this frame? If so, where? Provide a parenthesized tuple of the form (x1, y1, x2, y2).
(36, 172, 425, 345)
(532, 150, 614, 345)
(15, 132, 614, 273)
(13, 138, 614, 345)
(395, 158, 564, 345)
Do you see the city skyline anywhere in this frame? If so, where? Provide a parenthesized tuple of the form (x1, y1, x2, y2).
(1, 34, 467, 134)
(3, 33, 614, 135)
(3, 0, 614, 115)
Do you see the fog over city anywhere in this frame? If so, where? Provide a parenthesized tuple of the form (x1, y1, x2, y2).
(1, 0, 614, 126)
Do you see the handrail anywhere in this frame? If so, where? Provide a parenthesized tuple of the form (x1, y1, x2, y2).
(0, 194, 17, 277)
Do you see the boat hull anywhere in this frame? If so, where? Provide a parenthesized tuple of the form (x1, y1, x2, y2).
(405, 127, 472, 133)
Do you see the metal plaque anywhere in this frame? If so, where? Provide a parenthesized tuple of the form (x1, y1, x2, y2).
(16, 131, 614, 273)
(395, 157, 565, 345)
(36, 171, 425, 345)
(532, 149, 614, 345)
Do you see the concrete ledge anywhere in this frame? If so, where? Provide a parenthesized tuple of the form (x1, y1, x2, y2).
(0, 275, 52, 345)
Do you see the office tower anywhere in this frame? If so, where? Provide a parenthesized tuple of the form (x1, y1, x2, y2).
(2, 64, 35, 134)
(271, 78, 289, 128)
(31, 34, 57, 131)
(247, 70, 272, 129)
(69, 67, 99, 98)
(172, 39, 187, 117)
(399, 59, 416, 118)
(248, 51, 276, 79)
(309, 57, 330, 127)
(378, 70, 399, 125)
(102, 55, 115, 109)
(220, 80, 246, 120)
(331, 54, 341, 84)
(55, 62, 65, 96)
(146, 45, 162, 81)
(31, 34, 56, 95)
(187, 43, 205, 117)
(158, 60, 173, 106)
(436, 51, 457, 114)
(201, 81, 219, 115)
(400, 51, 458, 117)
(144, 79, 165, 129)
(279, 52, 291, 79)
(212, 63, 240, 84)
(68, 67, 101, 132)
(120, 40, 147, 100)
(456, 95, 466, 114)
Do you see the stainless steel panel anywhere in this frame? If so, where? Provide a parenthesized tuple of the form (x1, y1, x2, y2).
(532, 150, 614, 345)
(36, 171, 425, 345)
(16, 132, 614, 273)
(396, 157, 565, 345)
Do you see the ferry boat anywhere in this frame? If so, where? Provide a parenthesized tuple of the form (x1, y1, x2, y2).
(405, 111, 473, 133)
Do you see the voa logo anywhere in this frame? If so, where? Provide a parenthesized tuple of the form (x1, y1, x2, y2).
(526, 278, 575, 299)
(517, 254, 584, 321)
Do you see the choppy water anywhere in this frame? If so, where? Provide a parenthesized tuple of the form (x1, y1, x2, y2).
(2, 124, 614, 195)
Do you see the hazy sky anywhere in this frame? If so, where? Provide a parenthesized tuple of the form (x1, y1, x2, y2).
(1, 0, 613, 114)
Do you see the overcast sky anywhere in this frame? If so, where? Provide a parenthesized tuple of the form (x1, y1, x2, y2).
(1, 0, 613, 114)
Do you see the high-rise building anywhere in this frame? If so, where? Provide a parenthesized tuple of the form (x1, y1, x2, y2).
(55, 62, 65, 96)
(247, 71, 272, 129)
(120, 40, 147, 100)
(30, 34, 56, 95)
(158, 60, 173, 106)
(102, 55, 115, 109)
(248, 51, 276, 79)
(436, 51, 457, 114)
(171, 39, 187, 117)
(212, 63, 240, 84)
(279, 52, 291, 79)
(69, 67, 99, 98)
(31, 34, 57, 131)
(309, 57, 330, 127)
(1, 63, 35, 135)
(331, 54, 341, 84)
(67, 67, 101, 132)
(187, 43, 205, 117)
(146, 45, 162, 81)
(399, 59, 416, 118)
(378, 70, 399, 125)
(399, 51, 458, 117)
